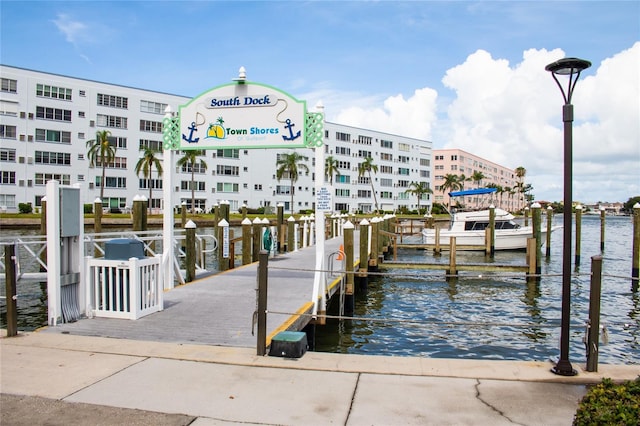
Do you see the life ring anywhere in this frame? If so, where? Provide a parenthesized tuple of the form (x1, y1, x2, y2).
(263, 228, 273, 252)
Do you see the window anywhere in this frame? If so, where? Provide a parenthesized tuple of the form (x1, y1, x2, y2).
(451, 155, 458, 161)
(398, 168, 410, 175)
(380, 139, 393, 149)
(397, 180, 409, 188)
(380, 191, 393, 199)
(358, 150, 371, 158)
(97, 114, 128, 129)
(380, 152, 393, 161)
(36, 84, 72, 100)
(140, 100, 168, 114)
(420, 158, 430, 166)
(357, 176, 370, 185)
(335, 132, 350, 141)
(0, 100, 18, 116)
(181, 162, 206, 174)
(36, 106, 72, 122)
(97, 156, 127, 169)
(79, 90, 86, 97)
(276, 185, 291, 195)
(35, 151, 71, 165)
(357, 189, 371, 198)
(380, 178, 393, 187)
(335, 146, 350, 155)
(0, 148, 16, 162)
(356, 135, 372, 145)
(398, 143, 410, 152)
(337, 161, 351, 170)
(435, 155, 444, 160)
(78, 132, 85, 139)
(140, 119, 162, 133)
(335, 188, 350, 197)
(108, 136, 128, 149)
(0, 171, 16, 184)
(0, 194, 16, 207)
(435, 165, 444, 170)
(398, 155, 409, 163)
(254, 184, 263, 190)
(97, 93, 128, 109)
(0, 125, 17, 139)
(35, 173, 70, 185)
(139, 139, 163, 151)
(216, 182, 238, 193)
(216, 165, 239, 176)
(1, 78, 17, 93)
(420, 170, 430, 178)
(78, 111, 85, 118)
(216, 149, 239, 158)
(336, 175, 350, 184)
(139, 178, 163, 189)
(380, 165, 393, 174)
(98, 176, 127, 188)
(181, 181, 206, 191)
(35, 128, 71, 144)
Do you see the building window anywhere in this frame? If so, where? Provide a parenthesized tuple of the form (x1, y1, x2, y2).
(97, 93, 128, 109)
(335, 146, 350, 155)
(139, 178, 163, 189)
(36, 84, 72, 100)
(35, 151, 71, 165)
(398, 168, 410, 175)
(216, 149, 240, 158)
(0, 125, 17, 139)
(36, 106, 72, 122)
(397, 180, 409, 187)
(96, 156, 127, 169)
(97, 114, 128, 129)
(0, 148, 16, 162)
(380, 139, 393, 149)
(451, 155, 458, 161)
(1, 171, 16, 184)
(35, 128, 71, 144)
(216, 182, 238, 193)
(398, 155, 409, 163)
(335, 132, 350, 142)
(0, 194, 16, 207)
(139, 119, 162, 133)
(380, 152, 393, 161)
(356, 135, 372, 145)
(181, 162, 206, 174)
(358, 150, 372, 158)
(380, 165, 393, 174)
(108, 136, 128, 149)
(97, 176, 127, 188)
(140, 100, 168, 114)
(181, 181, 206, 191)
(216, 165, 239, 176)
(139, 139, 163, 151)
(1, 78, 17, 93)
(336, 175, 350, 184)
(380, 178, 393, 187)
(398, 143, 410, 152)
(335, 188, 350, 197)
(35, 173, 70, 185)
(357, 189, 371, 198)
(380, 191, 393, 199)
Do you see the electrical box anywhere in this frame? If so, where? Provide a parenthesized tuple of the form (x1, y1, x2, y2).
(60, 187, 80, 237)
(269, 331, 308, 358)
(105, 239, 145, 260)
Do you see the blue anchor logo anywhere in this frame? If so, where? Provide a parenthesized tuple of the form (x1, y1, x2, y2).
(182, 122, 200, 144)
(282, 119, 301, 141)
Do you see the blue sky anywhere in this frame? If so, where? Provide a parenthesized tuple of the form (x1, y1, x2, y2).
(1, 1, 638, 203)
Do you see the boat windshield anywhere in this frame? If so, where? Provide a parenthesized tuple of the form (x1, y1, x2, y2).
(464, 220, 521, 231)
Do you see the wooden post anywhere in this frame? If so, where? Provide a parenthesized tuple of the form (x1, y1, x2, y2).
(358, 219, 370, 291)
(241, 218, 252, 265)
(487, 205, 495, 257)
(252, 218, 262, 262)
(546, 206, 553, 258)
(218, 219, 230, 272)
(447, 236, 457, 277)
(220, 200, 230, 222)
(599, 206, 606, 252)
(241, 203, 247, 220)
(185, 220, 196, 282)
(4, 243, 18, 337)
(434, 226, 441, 254)
(344, 221, 355, 316)
(524, 207, 529, 227)
(287, 216, 295, 252)
(94, 198, 102, 234)
(632, 203, 640, 292)
(181, 202, 187, 228)
(586, 255, 603, 372)
(132, 195, 147, 232)
(256, 251, 268, 356)
(531, 203, 542, 278)
(575, 205, 582, 267)
(369, 217, 379, 270)
(526, 237, 537, 282)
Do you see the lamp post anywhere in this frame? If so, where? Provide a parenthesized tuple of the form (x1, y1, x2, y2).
(545, 57, 591, 376)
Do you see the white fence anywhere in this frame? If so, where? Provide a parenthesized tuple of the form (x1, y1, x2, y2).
(86, 255, 163, 320)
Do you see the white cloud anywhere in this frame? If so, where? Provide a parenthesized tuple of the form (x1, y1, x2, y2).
(52, 13, 89, 45)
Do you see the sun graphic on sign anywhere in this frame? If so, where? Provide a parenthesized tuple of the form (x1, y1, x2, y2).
(206, 117, 226, 139)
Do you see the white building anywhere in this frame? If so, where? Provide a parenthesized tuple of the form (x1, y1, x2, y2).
(0, 65, 432, 214)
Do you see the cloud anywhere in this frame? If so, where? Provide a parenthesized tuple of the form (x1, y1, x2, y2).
(52, 13, 89, 44)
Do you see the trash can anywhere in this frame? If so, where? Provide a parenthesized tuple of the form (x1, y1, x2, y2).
(104, 239, 145, 260)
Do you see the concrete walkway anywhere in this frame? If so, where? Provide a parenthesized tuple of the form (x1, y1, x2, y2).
(2, 331, 638, 425)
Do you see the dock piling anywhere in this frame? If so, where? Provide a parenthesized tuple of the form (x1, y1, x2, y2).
(575, 205, 582, 267)
(632, 203, 640, 291)
(344, 221, 355, 315)
(4, 243, 18, 337)
(447, 237, 457, 278)
(586, 255, 603, 372)
(256, 251, 268, 356)
(185, 221, 197, 282)
(532, 203, 542, 277)
(599, 207, 606, 252)
(546, 206, 553, 258)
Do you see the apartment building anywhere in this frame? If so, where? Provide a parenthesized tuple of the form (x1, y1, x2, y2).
(433, 148, 524, 211)
(0, 65, 432, 215)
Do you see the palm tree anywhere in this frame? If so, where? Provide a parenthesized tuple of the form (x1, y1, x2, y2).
(441, 174, 463, 209)
(515, 166, 527, 209)
(176, 150, 208, 213)
(470, 171, 485, 188)
(358, 156, 379, 212)
(86, 130, 115, 201)
(404, 181, 433, 214)
(276, 151, 309, 214)
(135, 147, 163, 213)
(324, 155, 341, 185)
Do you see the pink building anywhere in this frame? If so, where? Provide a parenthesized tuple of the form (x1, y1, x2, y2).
(433, 149, 524, 212)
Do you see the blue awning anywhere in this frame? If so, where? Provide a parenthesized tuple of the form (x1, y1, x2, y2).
(449, 188, 497, 197)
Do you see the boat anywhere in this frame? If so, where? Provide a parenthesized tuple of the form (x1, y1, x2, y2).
(422, 188, 560, 250)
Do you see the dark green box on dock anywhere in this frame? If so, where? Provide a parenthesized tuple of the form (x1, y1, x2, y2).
(269, 331, 308, 358)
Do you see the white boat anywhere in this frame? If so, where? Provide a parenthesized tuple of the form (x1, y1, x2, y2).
(422, 189, 560, 250)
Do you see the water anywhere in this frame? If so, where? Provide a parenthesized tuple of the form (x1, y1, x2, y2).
(2, 216, 638, 365)
(314, 214, 639, 365)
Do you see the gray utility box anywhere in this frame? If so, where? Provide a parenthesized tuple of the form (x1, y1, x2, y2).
(105, 239, 145, 260)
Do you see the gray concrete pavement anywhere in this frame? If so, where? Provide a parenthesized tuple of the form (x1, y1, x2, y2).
(2, 331, 639, 425)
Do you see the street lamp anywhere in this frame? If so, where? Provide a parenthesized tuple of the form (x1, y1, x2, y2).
(545, 57, 591, 376)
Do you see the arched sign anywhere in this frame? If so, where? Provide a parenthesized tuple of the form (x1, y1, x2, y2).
(178, 82, 311, 150)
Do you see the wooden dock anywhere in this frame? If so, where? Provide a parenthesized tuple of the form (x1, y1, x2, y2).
(43, 235, 356, 348)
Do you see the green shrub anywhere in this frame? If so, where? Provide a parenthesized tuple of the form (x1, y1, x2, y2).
(573, 377, 640, 425)
(84, 204, 93, 214)
(18, 203, 33, 214)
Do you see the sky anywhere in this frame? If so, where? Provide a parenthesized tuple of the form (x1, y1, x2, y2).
(1, 1, 638, 204)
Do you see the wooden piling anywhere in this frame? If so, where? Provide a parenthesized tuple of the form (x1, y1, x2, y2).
(132, 197, 147, 232)
(532, 203, 542, 278)
(447, 237, 457, 277)
(94, 198, 102, 234)
(256, 251, 268, 356)
(252, 218, 262, 262)
(586, 255, 603, 372)
(4, 243, 18, 337)
(185, 221, 196, 282)
(218, 219, 230, 272)
(546, 206, 553, 258)
(358, 219, 370, 290)
(526, 237, 537, 282)
(369, 218, 379, 270)
(632, 203, 640, 291)
(524, 207, 529, 227)
(599, 207, 606, 252)
(575, 205, 582, 267)
(181, 202, 187, 228)
(344, 221, 355, 316)
(434, 227, 441, 254)
(242, 218, 252, 265)
(287, 216, 295, 252)
(488, 206, 495, 257)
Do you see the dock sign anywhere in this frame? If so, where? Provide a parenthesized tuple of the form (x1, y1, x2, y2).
(178, 82, 307, 150)
(316, 186, 332, 212)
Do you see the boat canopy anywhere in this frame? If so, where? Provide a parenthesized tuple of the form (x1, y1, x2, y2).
(449, 188, 497, 197)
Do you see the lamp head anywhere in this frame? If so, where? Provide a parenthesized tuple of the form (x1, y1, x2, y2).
(545, 58, 591, 75)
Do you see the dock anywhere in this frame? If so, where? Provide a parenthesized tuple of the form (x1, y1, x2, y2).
(42, 235, 354, 348)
